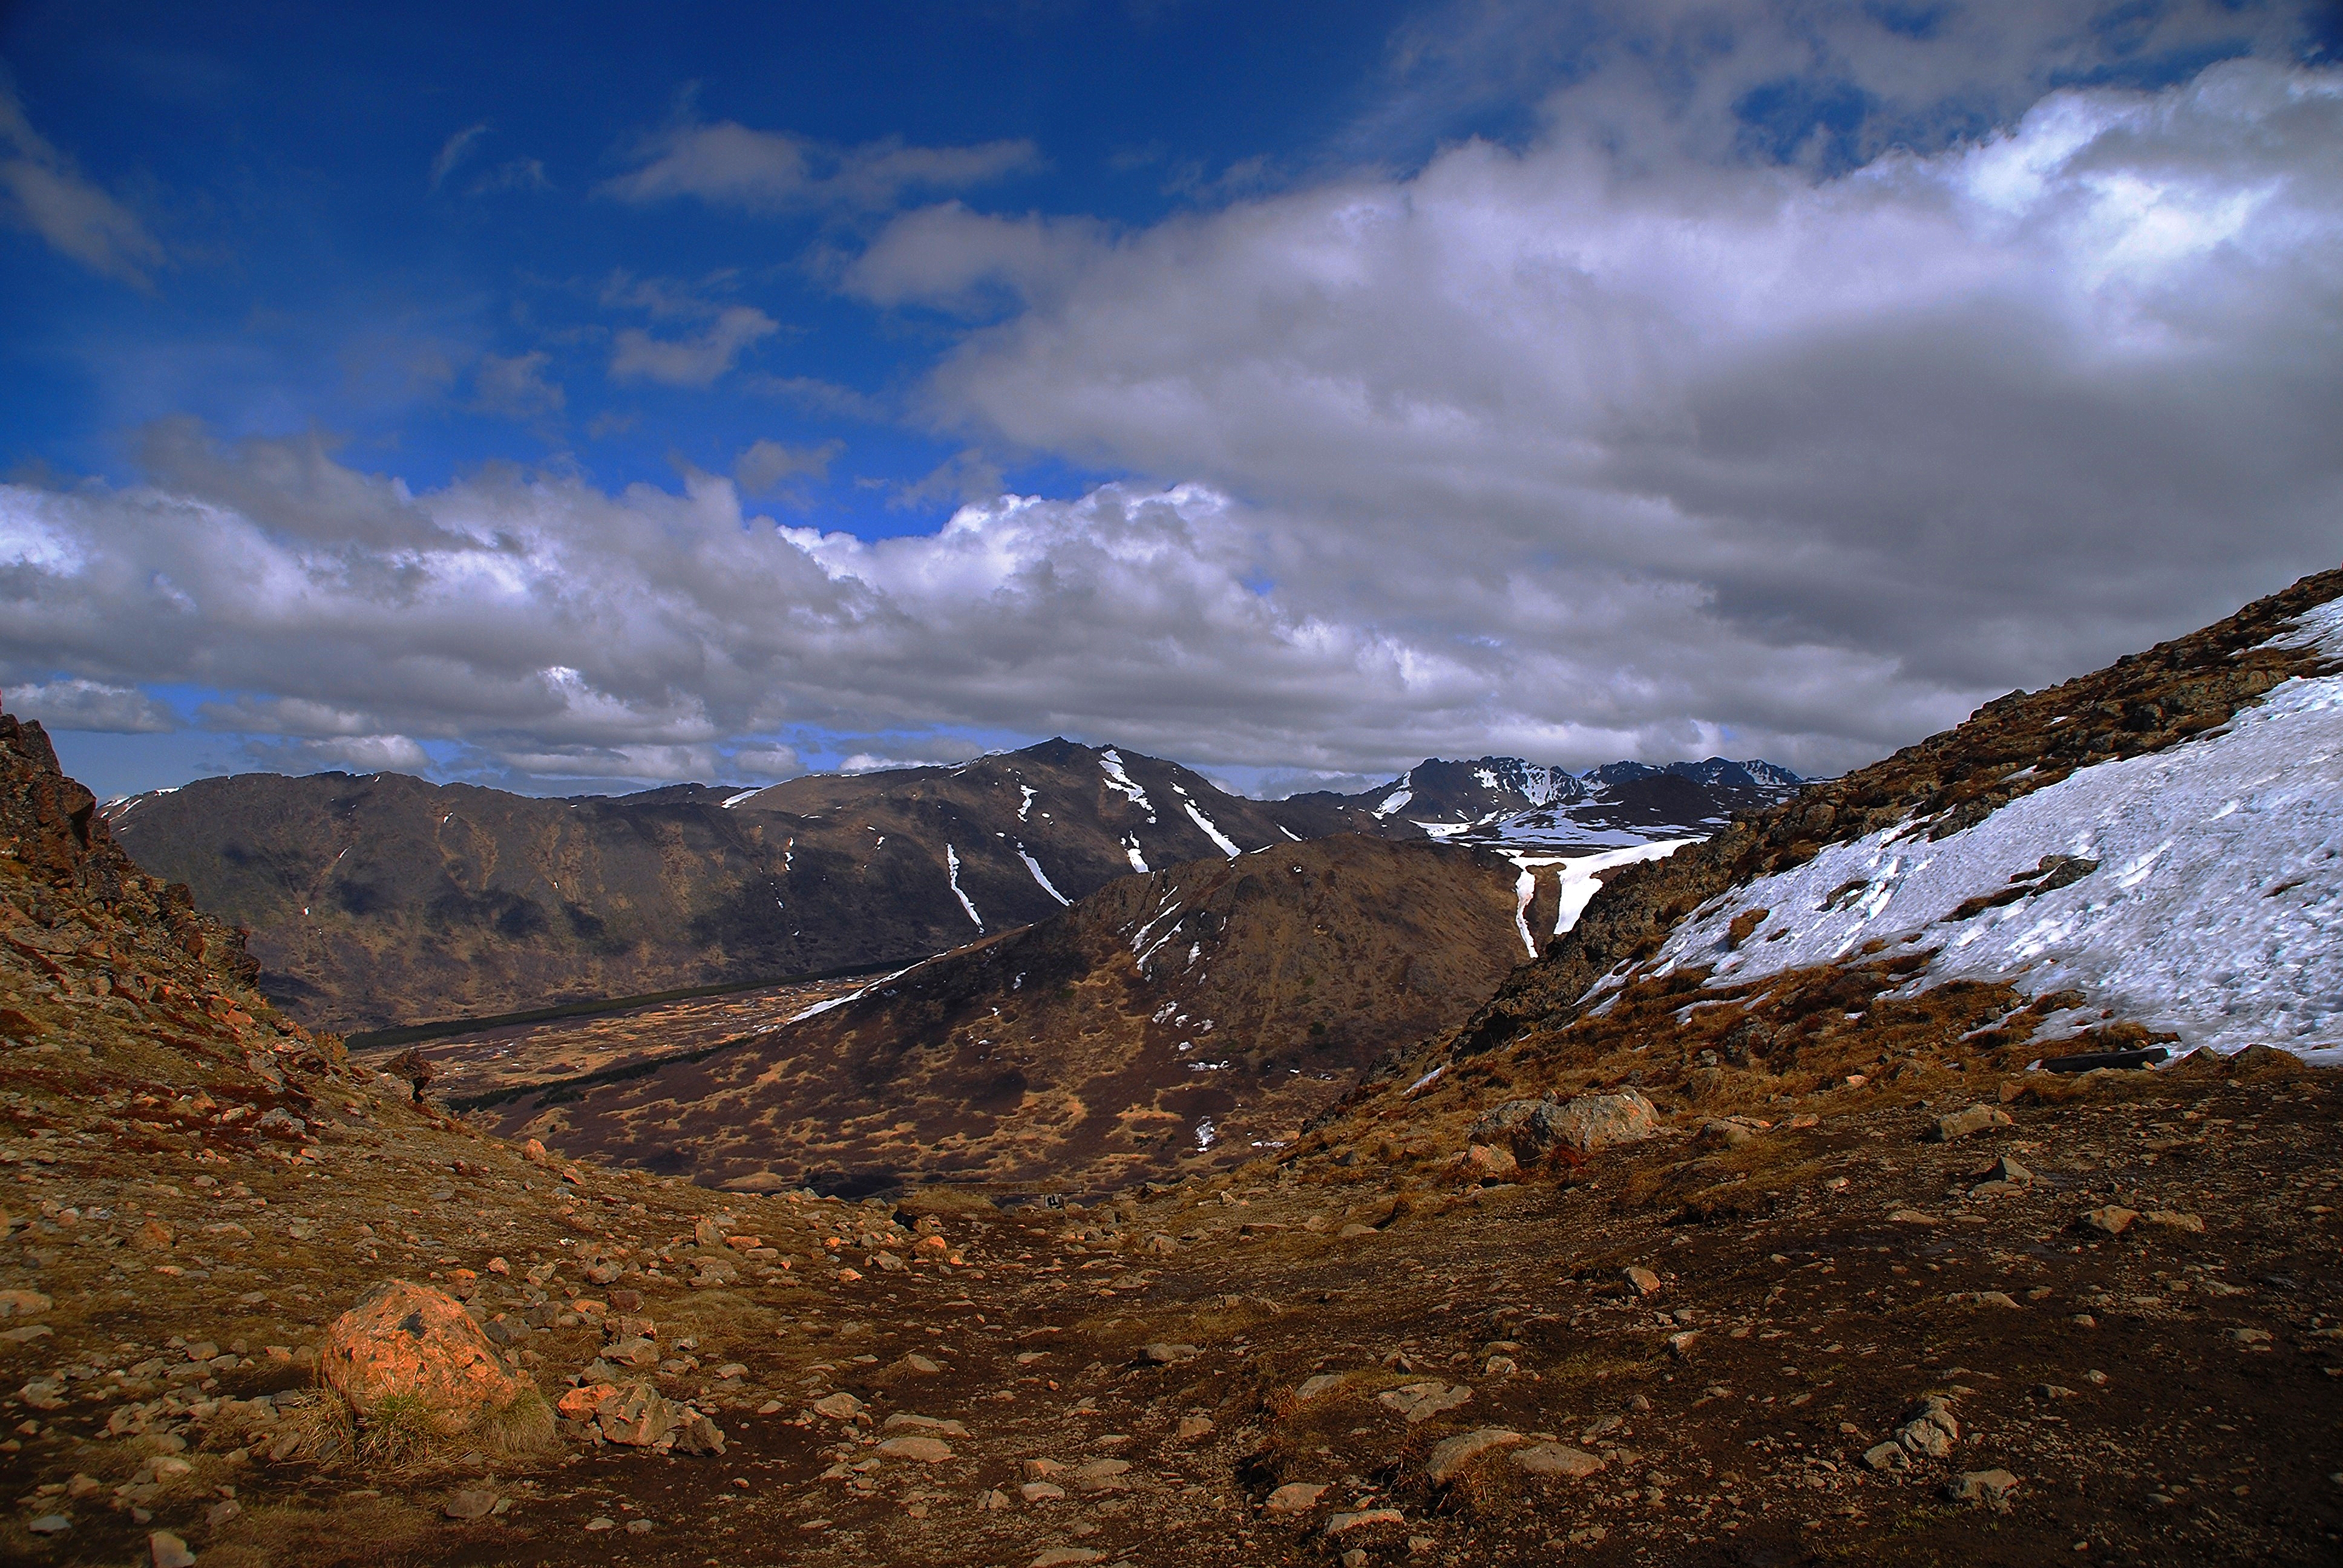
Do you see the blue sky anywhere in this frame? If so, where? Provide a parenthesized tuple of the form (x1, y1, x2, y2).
(5, 2, 2341, 800)
(2, 2, 1420, 524)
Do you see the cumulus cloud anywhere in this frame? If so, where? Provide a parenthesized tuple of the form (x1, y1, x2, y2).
(601, 120, 1039, 214)
(0, 80, 166, 285)
(244, 733, 434, 775)
(8, 28, 2341, 792)
(862, 54, 2343, 715)
(609, 305, 778, 386)
(0, 431, 1945, 785)
(2, 679, 177, 734)
(1372, 0, 2324, 169)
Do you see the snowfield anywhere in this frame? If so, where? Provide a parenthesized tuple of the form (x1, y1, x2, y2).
(1637, 606, 2343, 1062)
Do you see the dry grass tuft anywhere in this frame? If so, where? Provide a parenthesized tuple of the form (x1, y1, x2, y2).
(199, 1495, 440, 1568)
(264, 1383, 554, 1476)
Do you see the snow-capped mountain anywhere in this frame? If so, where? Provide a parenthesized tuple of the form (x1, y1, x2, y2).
(1297, 753, 1803, 852)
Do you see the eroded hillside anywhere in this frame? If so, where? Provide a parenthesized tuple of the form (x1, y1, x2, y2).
(473, 834, 1534, 1195)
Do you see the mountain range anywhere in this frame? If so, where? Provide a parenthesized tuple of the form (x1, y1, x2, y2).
(2, 569, 2339, 1566)
(101, 743, 1797, 1032)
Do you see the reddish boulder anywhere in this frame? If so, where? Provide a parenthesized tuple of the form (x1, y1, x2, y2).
(319, 1279, 533, 1435)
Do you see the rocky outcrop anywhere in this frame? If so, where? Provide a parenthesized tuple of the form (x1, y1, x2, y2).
(1, 715, 257, 988)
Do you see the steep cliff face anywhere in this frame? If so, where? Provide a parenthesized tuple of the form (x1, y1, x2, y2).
(2, 713, 263, 1010)
(0, 711, 359, 1132)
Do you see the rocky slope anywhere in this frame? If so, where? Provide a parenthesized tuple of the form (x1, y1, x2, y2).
(1390, 564, 2343, 1080)
(470, 834, 1533, 1195)
(100, 741, 1387, 1034)
(4, 580, 2342, 1567)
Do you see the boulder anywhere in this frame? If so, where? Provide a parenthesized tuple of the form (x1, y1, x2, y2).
(318, 1280, 534, 1436)
(1513, 1442, 1604, 1479)
(1928, 1105, 2013, 1142)
(1540, 1091, 1660, 1153)
(1265, 1481, 1328, 1514)
(1473, 1091, 1659, 1160)
(1377, 1381, 1473, 1423)
(1947, 1469, 2020, 1508)
(876, 1434, 954, 1462)
(1459, 1143, 1518, 1181)
(1425, 1427, 1524, 1485)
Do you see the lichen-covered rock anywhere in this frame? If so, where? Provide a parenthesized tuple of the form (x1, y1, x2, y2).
(1538, 1090, 1660, 1154)
(1469, 1089, 1659, 1161)
(318, 1279, 532, 1435)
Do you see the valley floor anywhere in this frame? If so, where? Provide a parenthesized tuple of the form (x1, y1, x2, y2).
(4, 1040, 2338, 1567)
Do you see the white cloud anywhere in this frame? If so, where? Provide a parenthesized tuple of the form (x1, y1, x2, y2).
(601, 121, 1039, 214)
(0, 82, 166, 285)
(730, 744, 801, 779)
(428, 123, 490, 192)
(862, 56, 2343, 711)
(7, 38, 2341, 792)
(609, 305, 778, 387)
(2, 679, 177, 733)
(265, 734, 433, 774)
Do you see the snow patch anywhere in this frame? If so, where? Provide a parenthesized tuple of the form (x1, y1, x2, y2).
(945, 844, 983, 930)
(721, 788, 761, 809)
(1512, 867, 1539, 958)
(1018, 784, 1037, 822)
(1017, 846, 1071, 906)
(1649, 657, 2343, 1060)
(1183, 799, 1241, 856)
(1373, 788, 1414, 818)
(1124, 835, 1150, 873)
(1099, 748, 1156, 819)
(1555, 841, 1698, 935)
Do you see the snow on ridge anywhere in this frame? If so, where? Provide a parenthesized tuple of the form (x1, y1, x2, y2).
(721, 788, 761, 809)
(1640, 665, 2343, 1063)
(1124, 834, 1150, 873)
(785, 961, 922, 1024)
(1373, 788, 1414, 818)
(1018, 784, 1037, 821)
(1017, 846, 1071, 906)
(2259, 592, 2343, 661)
(945, 844, 983, 930)
(1183, 799, 1241, 856)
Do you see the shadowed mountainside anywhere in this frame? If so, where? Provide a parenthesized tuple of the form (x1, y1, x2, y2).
(476, 832, 1534, 1195)
(100, 740, 1388, 1033)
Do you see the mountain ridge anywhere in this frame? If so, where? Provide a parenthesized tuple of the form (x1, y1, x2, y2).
(97, 739, 1797, 1031)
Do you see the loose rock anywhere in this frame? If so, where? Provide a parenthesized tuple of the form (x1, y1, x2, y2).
(1425, 1427, 1524, 1485)
(1513, 1443, 1604, 1479)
